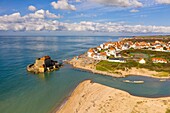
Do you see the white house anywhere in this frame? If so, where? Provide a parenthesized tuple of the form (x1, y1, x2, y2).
(99, 52, 107, 60)
(139, 58, 146, 64)
(97, 46, 102, 51)
(122, 45, 129, 50)
(131, 44, 136, 49)
(100, 44, 104, 49)
(155, 46, 164, 51)
(91, 53, 98, 59)
(109, 47, 116, 55)
(104, 44, 109, 49)
(87, 48, 94, 57)
(104, 50, 110, 56)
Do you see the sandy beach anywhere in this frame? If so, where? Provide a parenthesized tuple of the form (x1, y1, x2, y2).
(57, 80, 170, 113)
(68, 55, 170, 79)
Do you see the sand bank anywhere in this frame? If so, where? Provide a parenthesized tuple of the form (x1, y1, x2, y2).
(57, 80, 170, 113)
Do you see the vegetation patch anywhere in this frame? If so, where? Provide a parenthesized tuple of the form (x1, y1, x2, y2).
(96, 49, 170, 77)
(166, 108, 170, 113)
(120, 49, 170, 73)
(153, 72, 170, 77)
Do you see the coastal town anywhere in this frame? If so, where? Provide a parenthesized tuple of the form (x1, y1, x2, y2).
(69, 36, 170, 78)
(87, 37, 170, 64)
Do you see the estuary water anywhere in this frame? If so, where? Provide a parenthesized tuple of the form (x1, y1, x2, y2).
(0, 36, 170, 113)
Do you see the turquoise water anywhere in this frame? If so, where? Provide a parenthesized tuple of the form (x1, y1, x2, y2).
(0, 36, 170, 113)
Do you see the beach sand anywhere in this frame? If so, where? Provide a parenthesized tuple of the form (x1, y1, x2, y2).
(57, 80, 170, 113)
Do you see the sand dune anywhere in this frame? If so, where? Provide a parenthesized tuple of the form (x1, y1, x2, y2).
(57, 80, 170, 113)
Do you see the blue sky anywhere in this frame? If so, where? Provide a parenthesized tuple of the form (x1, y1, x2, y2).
(0, 0, 170, 35)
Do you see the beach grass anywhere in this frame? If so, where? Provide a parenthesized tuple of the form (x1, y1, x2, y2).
(153, 72, 170, 77)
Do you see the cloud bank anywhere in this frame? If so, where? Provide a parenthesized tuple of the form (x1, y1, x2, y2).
(0, 10, 62, 31)
(0, 12, 170, 33)
(89, 0, 143, 7)
(156, 0, 170, 4)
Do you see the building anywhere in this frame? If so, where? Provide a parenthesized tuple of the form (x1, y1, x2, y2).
(139, 58, 146, 64)
(155, 46, 164, 51)
(35, 56, 52, 68)
(108, 58, 126, 63)
(100, 44, 104, 49)
(99, 52, 107, 60)
(97, 46, 102, 51)
(38, 65, 45, 73)
(27, 55, 60, 73)
(109, 47, 116, 55)
(87, 48, 94, 57)
(152, 58, 167, 63)
(104, 43, 109, 49)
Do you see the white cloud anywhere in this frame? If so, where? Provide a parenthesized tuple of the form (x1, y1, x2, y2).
(26, 9, 45, 19)
(156, 0, 170, 4)
(0, 12, 170, 33)
(24, 9, 62, 19)
(51, 0, 76, 10)
(130, 9, 139, 13)
(28, 5, 37, 11)
(46, 10, 62, 19)
(0, 12, 22, 23)
(0, 10, 62, 31)
(89, 0, 143, 7)
(60, 21, 170, 33)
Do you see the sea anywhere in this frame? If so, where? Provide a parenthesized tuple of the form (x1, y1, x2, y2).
(1, 36, 170, 113)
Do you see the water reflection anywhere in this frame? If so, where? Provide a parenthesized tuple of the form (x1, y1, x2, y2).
(37, 72, 55, 80)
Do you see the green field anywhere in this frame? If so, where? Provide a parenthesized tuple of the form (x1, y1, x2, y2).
(120, 49, 170, 61)
(96, 49, 170, 77)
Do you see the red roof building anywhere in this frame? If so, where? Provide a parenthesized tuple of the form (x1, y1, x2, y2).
(152, 58, 167, 63)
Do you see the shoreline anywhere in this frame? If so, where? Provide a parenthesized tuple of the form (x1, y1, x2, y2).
(68, 57, 170, 79)
(56, 80, 170, 113)
(51, 79, 92, 113)
(68, 56, 124, 78)
(71, 63, 125, 78)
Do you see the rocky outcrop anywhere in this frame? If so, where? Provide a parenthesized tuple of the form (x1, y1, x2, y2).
(27, 55, 62, 73)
